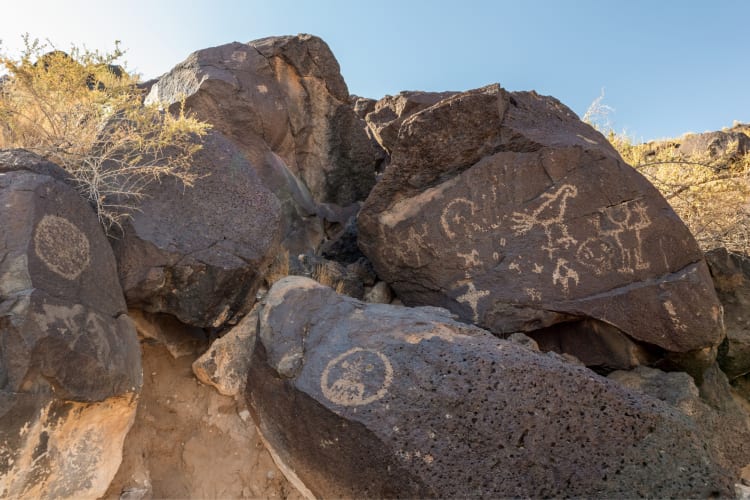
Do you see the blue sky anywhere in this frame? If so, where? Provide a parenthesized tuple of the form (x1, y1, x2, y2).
(1, 0, 747, 141)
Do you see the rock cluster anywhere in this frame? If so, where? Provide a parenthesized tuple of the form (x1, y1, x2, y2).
(2, 33, 749, 499)
(245, 277, 741, 498)
(358, 84, 723, 376)
(0, 150, 141, 498)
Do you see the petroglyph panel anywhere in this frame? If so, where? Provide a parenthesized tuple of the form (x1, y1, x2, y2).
(321, 348, 393, 406)
(511, 184, 579, 258)
(577, 201, 652, 275)
(33, 215, 90, 280)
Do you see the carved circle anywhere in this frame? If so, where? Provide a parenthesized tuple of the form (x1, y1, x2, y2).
(34, 215, 91, 280)
(321, 348, 393, 407)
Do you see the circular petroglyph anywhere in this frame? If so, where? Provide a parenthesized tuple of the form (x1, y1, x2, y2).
(34, 215, 91, 280)
(321, 348, 393, 407)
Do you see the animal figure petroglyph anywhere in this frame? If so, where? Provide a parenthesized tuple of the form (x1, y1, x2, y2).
(577, 201, 652, 275)
(511, 184, 579, 258)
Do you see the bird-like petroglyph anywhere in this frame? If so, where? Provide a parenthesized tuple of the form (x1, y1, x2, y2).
(34, 215, 91, 280)
(511, 184, 579, 258)
(321, 348, 394, 407)
(509, 184, 653, 294)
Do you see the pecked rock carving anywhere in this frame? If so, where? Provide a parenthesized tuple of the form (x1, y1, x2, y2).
(34, 215, 91, 280)
(358, 85, 723, 374)
(246, 277, 741, 499)
(320, 348, 393, 407)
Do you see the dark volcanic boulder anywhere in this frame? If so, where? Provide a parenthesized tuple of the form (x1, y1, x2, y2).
(111, 130, 283, 328)
(365, 90, 457, 153)
(358, 84, 723, 374)
(705, 248, 750, 380)
(0, 150, 141, 497)
(677, 130, 750, 165)
(146, 34, 382, 207)
(246, 277, 738, 498)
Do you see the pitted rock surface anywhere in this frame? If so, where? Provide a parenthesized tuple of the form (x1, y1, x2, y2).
(609, 364, 750, 477)
(111, 130, 283, 328)
(0, 150, 141, 498)
(146, 34, 382, 207)
(357, 84, 723, 371)
(706, 248, 750, 380)
(246, 276, 735, 498)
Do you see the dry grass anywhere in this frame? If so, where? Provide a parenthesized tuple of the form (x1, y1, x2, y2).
(265, 249, 291, 286)
(0, 37, 210, 231)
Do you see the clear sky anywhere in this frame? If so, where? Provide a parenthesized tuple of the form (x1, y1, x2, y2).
(1, 0, 747, 141)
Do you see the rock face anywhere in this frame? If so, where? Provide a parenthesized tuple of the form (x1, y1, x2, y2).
(0, 150, 141, 497)
(358, 84, 723, 373)
(193, 307, 258, 397)
(609, 364, 750, 477)
(677, 130, 750, 164)
(146, 34, 382, 207)
(246, 277, 737, 498)
(706, 248, 750, 380)
(111, 130, 283, 328)
(365, 90, 457, 153)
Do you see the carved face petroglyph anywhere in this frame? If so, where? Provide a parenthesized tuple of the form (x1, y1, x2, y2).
(321, 348, 394, 407)
(33, 215, 91, 280)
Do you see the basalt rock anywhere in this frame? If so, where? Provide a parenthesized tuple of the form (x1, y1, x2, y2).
(358, 84, 723, 375)
(111, 130, 283, 329)
(246, 277, 737, 498)
(705, 248, 750, 380)
(365, 90, 457, 153)
(609, 364, 750, 479)
(0, 149, 141, 498)
(146, 34, 383, 207)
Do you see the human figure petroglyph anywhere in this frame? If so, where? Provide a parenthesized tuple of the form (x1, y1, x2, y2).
(454, 278, 491, 322)
(511, 184, 579, 258)
(321, 348, 393, 407)
(577, 201, 652, 275)
(390, 223, 432, 268)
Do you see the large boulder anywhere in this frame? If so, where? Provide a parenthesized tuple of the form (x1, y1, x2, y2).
(111, 130, 283, 328)
(146, 34, 383, 207)
(246, 277, 739, 498)
(609, 365, 750, 473)
(0, 150, 141, 498)
(365, 90, 457, 153)
(358, 84, 723, 374)
(705, 248, 750, 380)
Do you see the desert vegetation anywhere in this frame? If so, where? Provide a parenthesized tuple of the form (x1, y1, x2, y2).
(585, 93, 750, 253)
(0, 36, 210, 230)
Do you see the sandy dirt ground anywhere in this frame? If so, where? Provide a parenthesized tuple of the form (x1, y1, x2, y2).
(103, 340, 304, 500)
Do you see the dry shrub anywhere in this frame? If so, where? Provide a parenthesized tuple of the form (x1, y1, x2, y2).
(265, 249, 291, 286)
(617, 136, 750, 252)
(583, 92, 750, 253)
(0, 36, 210, 231)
